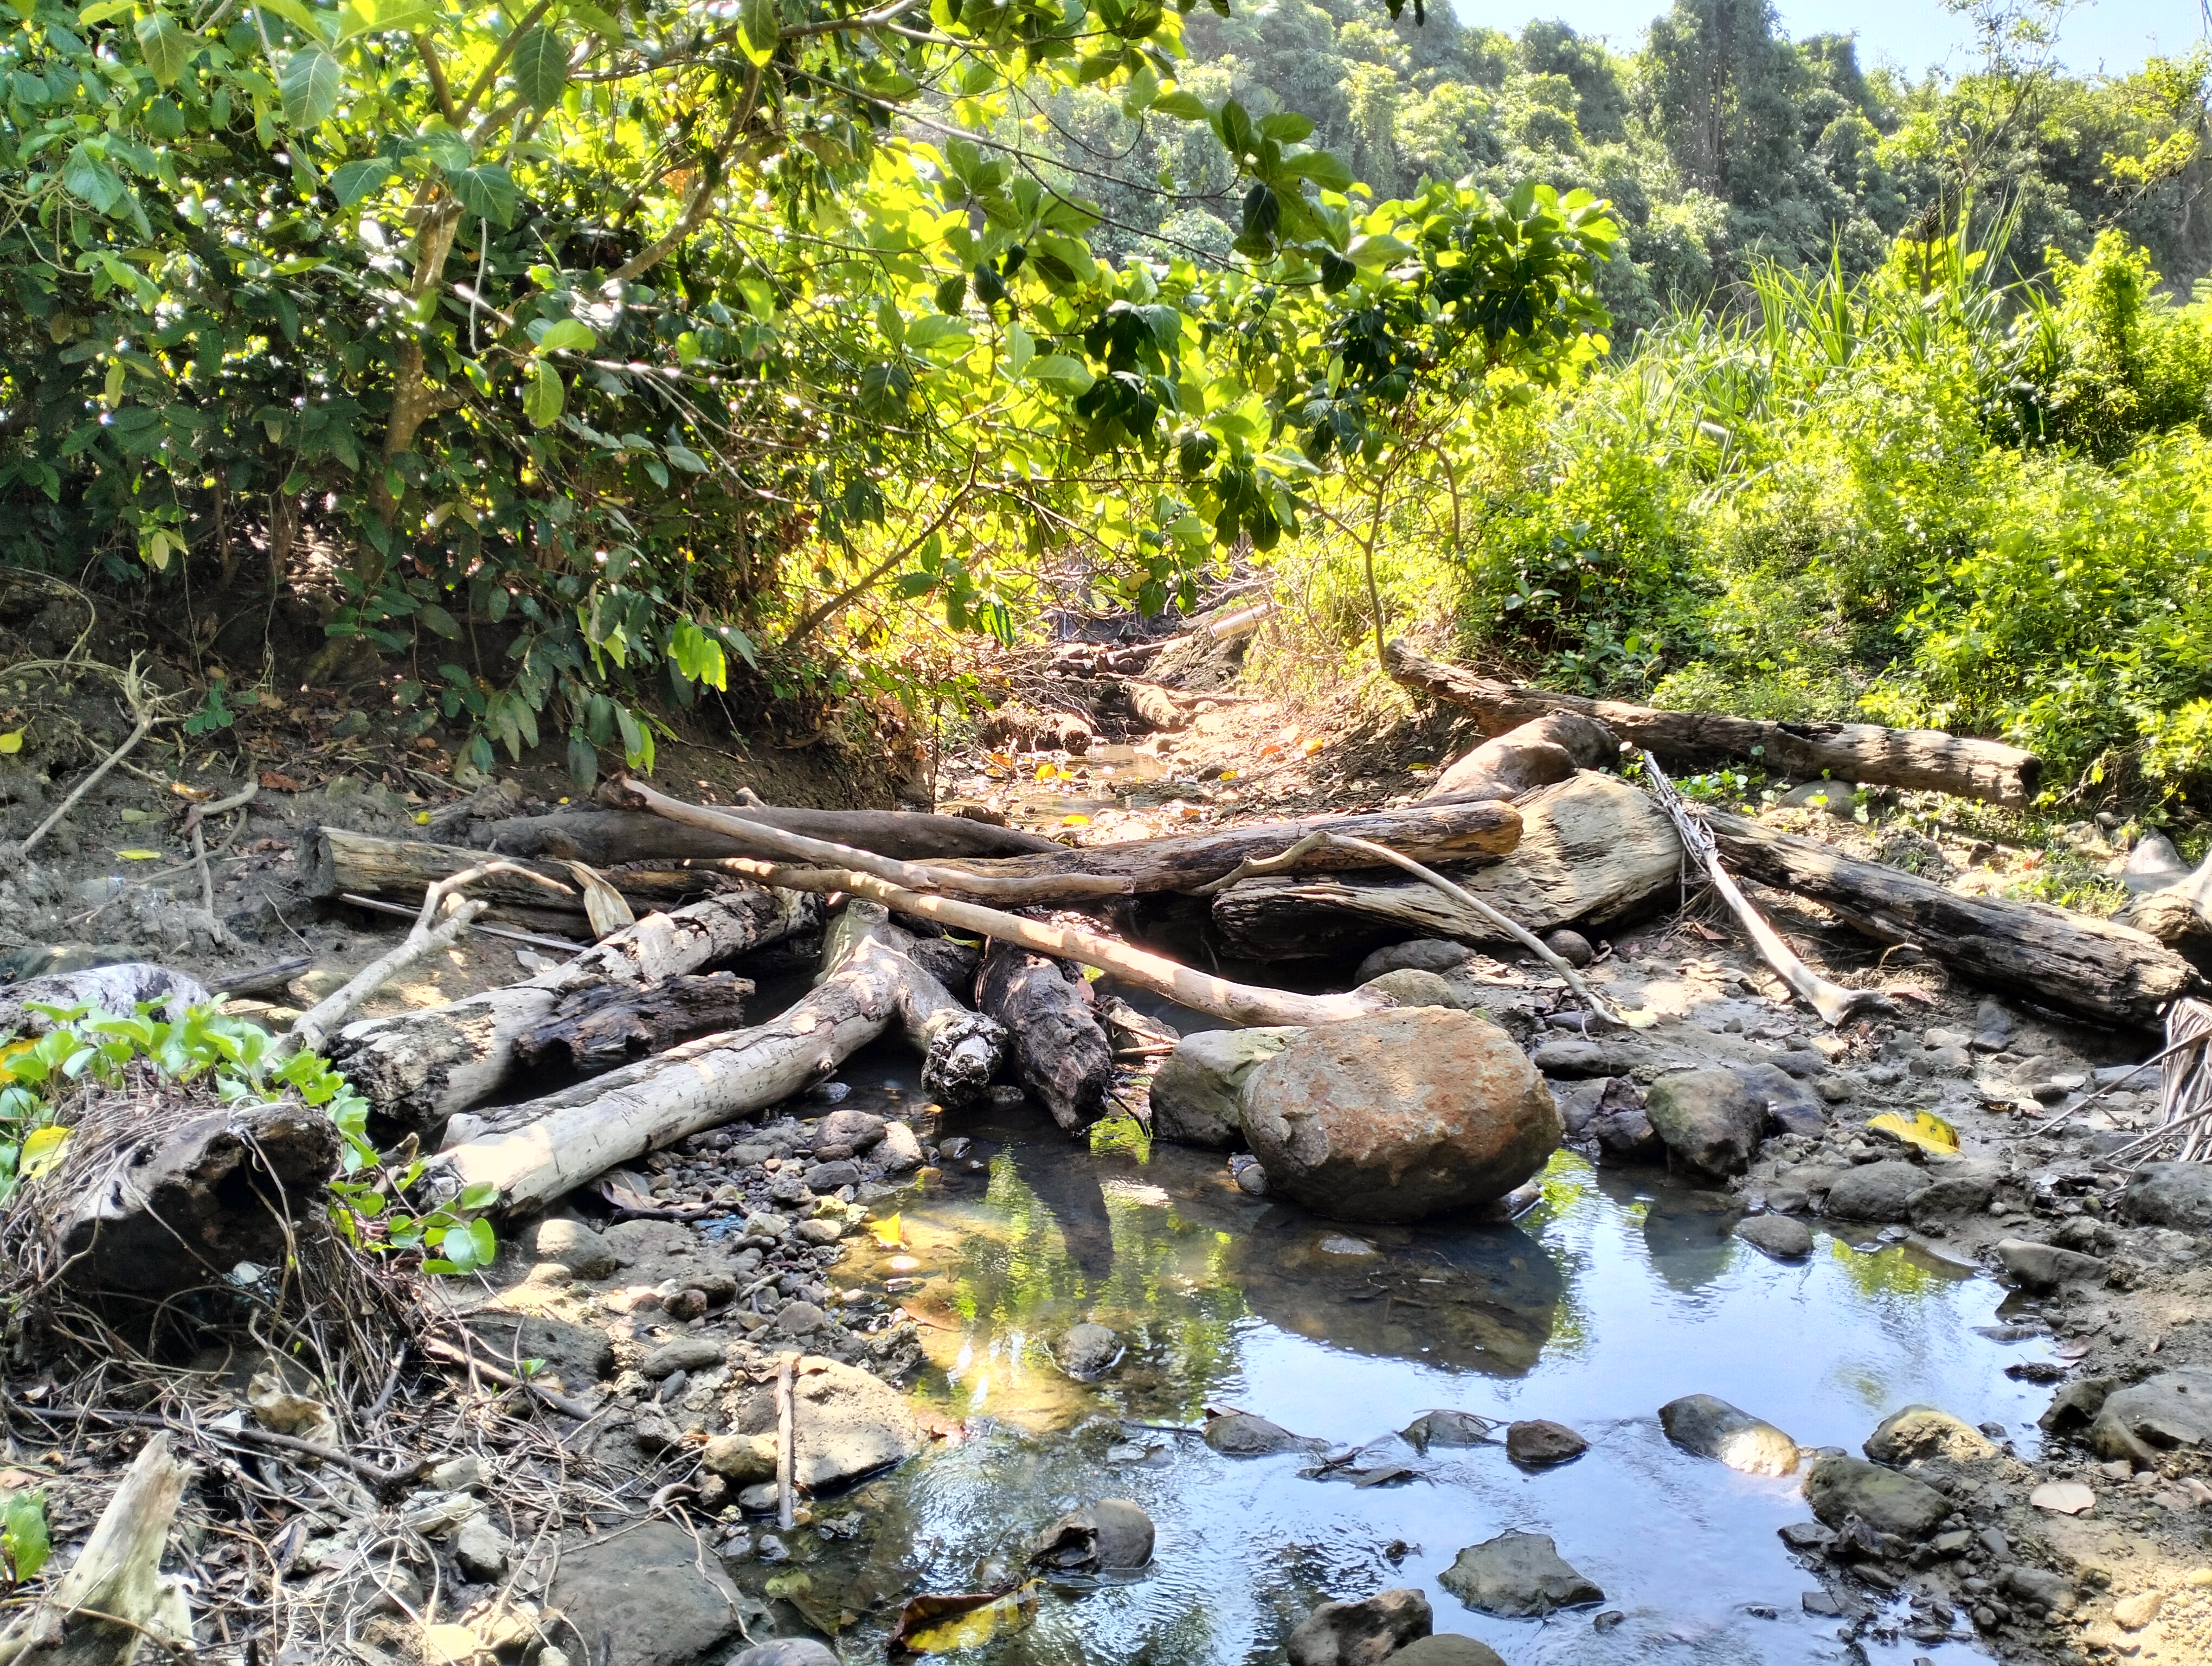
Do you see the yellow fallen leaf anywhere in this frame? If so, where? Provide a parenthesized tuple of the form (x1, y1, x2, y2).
(1302, 737, 1325, 754)
(414, 811, 431, 824)
(117, 849, 162, 861)
(170, 781, 213, 801)
(1218, 769, 1237, 780)
(1059, 813, 1090, 828)
(1868, 1110, 1959, 1155)
(895, 1584, 1040, 1654)
(1619, 1008, 1660, 1029)
(1406, 762, 1432, 773)
(870, 1214, 904, 1248)
(18, 1126, 69, 1180)
(0, 731, 22, 755)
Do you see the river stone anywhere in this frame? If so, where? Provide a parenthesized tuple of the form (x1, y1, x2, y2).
(816, 1108, 887, 1149)
(1908, 1172, 1997, 1227)
(802, 1159, 860, 1191)
(1658, 1395, 1799, 1476)
(452, 1515, 510, 1581)
(1359, 968, 1481, 1011)
(1804, 1454, 1949, 1539)
(1591, 1104, 1664, 1165)
(726, 1355, 921, 1488)
(1205, 1411, 1321, 1456)
(1401, 1410, 1495, 1450)
(530, 1218, 618, 1279)
(1544, 929, 1594, 967)
(1150, 1028, 1300, 1147)
(1027, 1499, 1154, 1572)
(1054, 1322, 1122, 1381)
(2089, 1369, 2212, 1465)
(1285, 1587, 1432, 1666)
(1438, 1532, 1603, 1616)
(729, 1643, 840, 1666)
(1529, 1037, 1637, 1078)
(641, 1337, 725, 1379)
(1734, 1214, 1813, 1259)
(1505, 1419, 1587, 1467)
(548, 1521, 746, 1666)
(2124, 834, 2189, 892)
(1823, 1160, 1928, 1222)
(1240, 1010, 1560, 1223)
(1643, 1069, 1766, 1178)
(1355, 940, 1478, 982)
(877, 1120, 924, 1172)
(1996, 1238, 2108, 1291)
(1864, 1405, 1995, 1466)
(776, 1301, 827, 1335)
(1729, 1062, 1827, 1138)
(701, 1432, 778, 1483)
(1384, 1639, 1505, 1666)
(2121, 1163, 2212, 1230)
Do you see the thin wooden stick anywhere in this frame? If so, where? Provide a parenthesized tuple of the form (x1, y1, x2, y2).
(21, 659, 177, 857)
(775, 1352, 796, 1533)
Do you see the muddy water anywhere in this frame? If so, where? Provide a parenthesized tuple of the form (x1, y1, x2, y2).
(773, 1082, 2060, 1664)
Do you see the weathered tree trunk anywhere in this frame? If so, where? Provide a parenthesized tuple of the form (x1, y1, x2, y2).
(432, 904, 1006, 1211)
(1211, 772, 1680, 960)
(1386, 640, 2042, 808)
(0, 1436, 192, 1666)
(0, 964, 209, 1036)
(513, 972, 755, 1074)
(975, 703, 1097, 755)
(477, 804, 1062, 864)
(1706, 811, 2201, 1028)
(329, 887, 817, 1140)
(976, 944, 1114, 1131)
(1121, 681, 1193, 732)
(304, 826, 730, 921)
(1423, 712, 1620, 803)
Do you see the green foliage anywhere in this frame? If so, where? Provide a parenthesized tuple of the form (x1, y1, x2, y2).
(0, 1489, 48, 1590)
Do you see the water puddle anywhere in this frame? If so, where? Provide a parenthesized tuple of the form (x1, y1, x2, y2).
(760, 1089, 2061, 1664)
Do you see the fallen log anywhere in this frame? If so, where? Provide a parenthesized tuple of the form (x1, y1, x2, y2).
(305, 826, 730, 922)
(430, 903, 1005, 1211)
(0, 1435, 192, 1666)
(477, 804, 1062, 864)
(513, 971, 755, 1074)
(0, 963, 209, 1036)
(977, 943, 1113, 1131)
(1211, 772, 1677, 960)
(330, 887, 816, 1140)
(975, 703, 1097, 755)
(1706, 812, 2201, 1028)
(1385, 639, 2042, 809)
(1424, 712, 1619, 803)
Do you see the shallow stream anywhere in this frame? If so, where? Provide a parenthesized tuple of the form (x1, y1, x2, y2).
(758, 1063, 2062, 1665)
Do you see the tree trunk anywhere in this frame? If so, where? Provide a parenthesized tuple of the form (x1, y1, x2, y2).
(0, 964, 209, 1037)
(475, 805, 1063, 864)
(513, 972, 755, 1073)
(975, 703, 1097, 755)
(304, 826, 734, 922)
(976, 944, 1114, 1132)
(1706, 811, 2201, 1028)
(0, 1437, 191, 1666)
(1385, 640, 2042, 808)
(431, 904, 1005, 1212)
(328, 887, 816, 1141)
(1210, 772, 1680, 960)
(1423, 712, 1621, 803)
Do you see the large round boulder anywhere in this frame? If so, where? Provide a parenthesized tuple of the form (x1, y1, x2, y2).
(1240, 1010, 1559, 1223)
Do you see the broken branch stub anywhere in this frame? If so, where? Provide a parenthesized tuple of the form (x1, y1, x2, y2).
(0, 1434, 192, 1666)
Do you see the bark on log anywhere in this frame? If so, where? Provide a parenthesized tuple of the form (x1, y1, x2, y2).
(1424, 712, 1620, 803)
(975, 703, 1097, 755)
(329, 887, 817, 1140)
(478, 804, 1062, 864)
(1211, 772, 1679, 960)
(305, 825, 731, 922)
(432, 903, 1006, 1210)
(0, 964, 209, 1036)
(513, 972, 755, 1074)
(0, 1436, 192, 1666)
(1706, 811, 2201, 1028)
(1386, 639, 2042, 808)
(976, 944, 1114, 1131)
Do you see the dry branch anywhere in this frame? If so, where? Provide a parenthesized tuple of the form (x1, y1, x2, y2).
(306, 826, 726, 921)
(477, 804, 1061, 864)
(0, 1435, 192, 1666)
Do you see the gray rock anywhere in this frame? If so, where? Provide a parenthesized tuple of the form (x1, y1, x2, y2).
(1590, 1104, 1663, 1165)
(2001, 1565, 2076, 1615)
(1204, 1411, 1322, 1456)
(1734, 1214, 1814, 1259)
(2039, 1377, 2113, 1436)
(451, 1514, 510, 1581)
(1359, 969, 1478, 1011)
(2123, 834, 2189, 893)
(1803, 1454, 1950, 1539)
(776, 1301, 826, 1335)
(1542, 929, 1594, 967)
(1644, 1068, 1767, 1178)
(1824, 1160, 1929, 1223)
(1438, 1532, 1604, 1616)
(1908, 1173, 1997, 1227)
(1864, 1405, 1995, 1466)
(1286, 1587, 1432, 1666)
(1505, 1419, 1586, 1466)
(1728, 1062, 1827, 1138)
(530, 1218, 618, 1280)
(793, 1219, 844, 1246)
(877, 1120, 924, 1172)
(1780, 779, 1853, 816)
(2088, 1369, 2212, 1465)
(1400, 1409, 1495, 1450)
(641, 1337, 725, 1379)
(1027, 1499, 1154, 1572)
(1658, 1394, 1799, 1476)
(728, 1643, 840, 1666)
(723, 1355, 921, 1489)
(1971, 998, 2015, 1053)
(1149, 1028, 1300, 1147)
(802, 1159, 860, 1191)
(1995, 1238, 2108, 1291)
(1054, 1322, 1122, 1381)
(464, 1313, 613, 1392)
(1772, 1048, 1831, 1080)
(2121, 1163, 2212, 1230)
(548, 1521, 748, 1666)
(1241, 1010, 1560, 1223)
(816, 1108, 888, 1149)
(1354, 940, 1478, 982)
(1529, 1037, 1636, 1078)
(1381, 1639, 1505, 1666)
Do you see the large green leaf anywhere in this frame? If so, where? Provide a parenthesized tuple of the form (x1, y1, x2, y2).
(1028, 354, 1095, 395)
(737, 0, 779, 65)
(523, 361, 565, 427)
(1282, 149, 1353, 192)
(61, 143, 124, 213)
(279, 44, 342, 127)
(447, 162, 517, 226)
(534, 318, 596, 354)
(327, 157, 396, 206)
(133, 10, 190, 85)
(508, 25, 568, 112)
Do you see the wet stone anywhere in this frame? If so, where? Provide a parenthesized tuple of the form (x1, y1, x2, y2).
(1644, 1068, 1767, 1178)
(1438, 1531, 1604, 1616)
(1823, 1160, 1928, 1223)
(878, 1120, 924, 1172)
(1659, 1394, 1799, 1476)
(1735, 1213, 1814, 1260)
(1401, 1410, 1495, 1451)
(1053, 1322, 1122, 1381)
(1504, 1419, 1587, 1468)
(1027, 1499, 1154, 1572)
(1150, 1028, 1298, 1148)
(1996, 1238, 2108, 1291)
(1285, 1586, 1431, 1666)
(1382, 1638, 1504, 1666)
(1204, 1411, 1321, 1456)
(729, 1642, 839, 1666)
(816, 1108, 887, 1149)
(1778, 1521, 1836, 1552)
(1804, 1454, 1950, 1539)
(1728, 1062, 1827, 1138)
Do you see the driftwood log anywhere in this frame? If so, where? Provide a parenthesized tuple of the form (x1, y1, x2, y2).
(1211, 772, 1678, 960)
(0, 1436, 192, 1666)
(329, 887, 817, 1140)
(512, 971, 755, 1074)
(1707, 812, 2201, 1028)
(306, 826, 729, 924)
(1386, 639, 2042, 808)
(430, 904, 1005, 1211)
(478, 804, 1060, 864)
(1424, 712, 1619, 803)
(977, 944, 1114, 1131)
(0, 964, 209, 1036)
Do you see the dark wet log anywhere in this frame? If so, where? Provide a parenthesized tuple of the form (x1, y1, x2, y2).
(433, 904, 1005, 1210)
(1386, 639, 2041, 809)
(513, 971, 756, 1074)
(976, 943, 1114, 1132)
(1211, 772, 1678, 960)
(305, 826, 725, 920)
(1707, 811, 2201, 1028)
(330, 888, 816, 1140)
(475, 804, 1060, 864)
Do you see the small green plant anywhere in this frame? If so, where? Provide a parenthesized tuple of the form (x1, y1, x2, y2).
(1, 1489, 48, 1591)
(0, 1003, 498, 1276)
(182, 680, 236, 738)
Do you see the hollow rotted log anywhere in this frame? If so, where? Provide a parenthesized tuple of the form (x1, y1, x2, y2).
(513, 971, 756, 1074)
(477, 805, 1060, 865)
(1386, 639, 2042, 808)
(1706, 811, 2200, 1028)
(976, 943, 1114, 1132)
